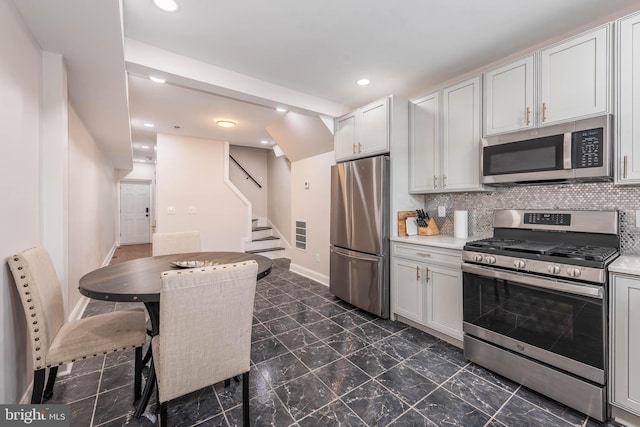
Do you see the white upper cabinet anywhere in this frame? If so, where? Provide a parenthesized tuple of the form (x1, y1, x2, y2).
(616, 11, 640, 184)
(483, 24, 611, 136)
(409, 92, 439, 192)
(409, 76, 485, 193)
(484, 55, 535, 135)
(442, 76, 483, 191)
(539, 24, 610, 125)
(334, 97, 390, 161)
(335, 112, 357, 161)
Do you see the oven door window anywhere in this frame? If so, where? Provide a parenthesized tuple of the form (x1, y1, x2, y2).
(463, 272, 604, 369)
(483, 134, 564, 176)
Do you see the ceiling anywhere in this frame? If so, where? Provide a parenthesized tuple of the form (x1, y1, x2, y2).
(11, 0, 640, 169)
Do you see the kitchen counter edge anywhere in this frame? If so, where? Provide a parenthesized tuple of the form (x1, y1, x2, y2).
(609, 255, 640, 276)
(391, 235, 479, 250)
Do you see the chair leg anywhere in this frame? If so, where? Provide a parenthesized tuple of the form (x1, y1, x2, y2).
(242, 371, 250, 427)
(43, 366, 58, 400)
(134, 346, 143, 401)
(31, 369, 46, 404)
(159, 401, 168, 427)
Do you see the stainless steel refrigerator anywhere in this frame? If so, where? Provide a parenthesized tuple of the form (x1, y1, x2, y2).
(330, 155, 389, 319)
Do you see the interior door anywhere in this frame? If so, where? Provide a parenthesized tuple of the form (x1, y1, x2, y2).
(120, 182, 151, 244)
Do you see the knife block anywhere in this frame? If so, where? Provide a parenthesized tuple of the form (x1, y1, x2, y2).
(418, 219, 440, 236)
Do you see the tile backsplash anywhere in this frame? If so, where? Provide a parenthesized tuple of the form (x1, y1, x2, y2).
(422, 182, 640, 254)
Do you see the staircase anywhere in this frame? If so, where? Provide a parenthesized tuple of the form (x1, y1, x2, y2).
(245, 218, 286, 259)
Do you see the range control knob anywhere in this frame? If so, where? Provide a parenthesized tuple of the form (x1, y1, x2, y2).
(473, 254, 484, 262)
(485, 255, 497, 265)
(547, 264, 561, 274)
(567, 267, 581, 278)
(514, 259, 526, 269)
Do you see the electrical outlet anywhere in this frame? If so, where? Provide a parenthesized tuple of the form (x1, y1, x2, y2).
(167, 206, 176, 215)
(438, 206, 446, 217)
(188, 206, 197, 214)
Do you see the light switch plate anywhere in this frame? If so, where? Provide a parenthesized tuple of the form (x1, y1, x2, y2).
(188, 206, 197, 214)
(167, 206, 176, 215)
(438, 206, 446, 217)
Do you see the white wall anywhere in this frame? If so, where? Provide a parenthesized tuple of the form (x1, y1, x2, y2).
(229, 145, 268, 219)
(156, 134, 250, 250)
(289, 151, 334, 285)
(267, 150, 292, 242)
(67, 105, 117, 314)
(0, 0, 41, 404)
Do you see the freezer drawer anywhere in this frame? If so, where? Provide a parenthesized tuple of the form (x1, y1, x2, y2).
(330, 246, 389, 318)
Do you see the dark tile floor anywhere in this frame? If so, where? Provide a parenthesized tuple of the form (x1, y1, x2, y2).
(49, 247, 622, 426)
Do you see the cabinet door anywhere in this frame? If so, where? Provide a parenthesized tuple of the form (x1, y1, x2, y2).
(359, 97, 389, 157)
(425, 264, 463, 340)
(335, 112, 357, 161)
(409, 92, 439, 192)
(392, 257, 425, 323)
(539, 25, 610, 125)
(616, 12, 640, 184)
(611, 274, 640, 416)
(441, 76, 482, 191)
(484, 55, 535, 135)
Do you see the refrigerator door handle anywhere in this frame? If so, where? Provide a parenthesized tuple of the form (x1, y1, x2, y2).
(330, 246, 381, 262)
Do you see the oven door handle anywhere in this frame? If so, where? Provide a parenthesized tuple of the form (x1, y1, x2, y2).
(462, 263, 603, 299)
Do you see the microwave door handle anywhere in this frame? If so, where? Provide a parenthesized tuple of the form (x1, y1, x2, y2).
(461, 263, 603, 299)
(563, 133, 572, 169)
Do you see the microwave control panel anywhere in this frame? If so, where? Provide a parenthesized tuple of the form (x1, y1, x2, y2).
(572, 128, 604, 168)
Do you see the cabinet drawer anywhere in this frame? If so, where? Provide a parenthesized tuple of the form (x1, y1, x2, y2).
(392, 243, 461, 265)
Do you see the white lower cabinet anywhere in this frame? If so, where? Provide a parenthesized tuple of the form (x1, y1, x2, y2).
(391, 242, 463, 340)
(610, 272, 640, 417)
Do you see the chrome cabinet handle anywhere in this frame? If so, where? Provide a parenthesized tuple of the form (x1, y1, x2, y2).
(624, 155, 628, 179)
(443, 175, 447, 188)
(416, 265, 420, 281)
(433, 176, 438, 189)
(358, 143, 362, 153)
(425, 267, 430, 282)
(525, 107, 531, 126)
(352, 144, 356, 154)
(542, 102, 547, 122)
(416, 252, 431, 257)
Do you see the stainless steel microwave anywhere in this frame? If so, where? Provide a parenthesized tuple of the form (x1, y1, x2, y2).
(481, 115, 612, 185)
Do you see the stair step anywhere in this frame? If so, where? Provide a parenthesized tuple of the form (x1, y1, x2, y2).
(252, 236, 279, 242)
(245, 247, 285, 254)
(252, 226, 271, 231)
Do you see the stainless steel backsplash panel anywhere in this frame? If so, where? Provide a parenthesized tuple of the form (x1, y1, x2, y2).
(422, 182, 640, 254)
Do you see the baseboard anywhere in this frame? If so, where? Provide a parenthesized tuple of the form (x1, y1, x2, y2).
(289, 263, 329, 286)
(103, 243, 117, 267)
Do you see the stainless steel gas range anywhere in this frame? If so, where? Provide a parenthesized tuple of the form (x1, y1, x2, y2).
(462, 209, 620, 422)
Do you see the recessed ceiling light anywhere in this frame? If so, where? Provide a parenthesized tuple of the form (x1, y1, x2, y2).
(153, 0, 179, 12)
(216, 120, 237, 128)
(149, 76, 166, 83)
(356, 78, 370, 86)
(260, 140, 269, 144)
(276, 107, 287, 112)
(141, 145, 150, 149)
(143, 123, 154, 128)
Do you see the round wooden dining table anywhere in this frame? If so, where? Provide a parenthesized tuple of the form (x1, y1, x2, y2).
(78, 251, 272, 418)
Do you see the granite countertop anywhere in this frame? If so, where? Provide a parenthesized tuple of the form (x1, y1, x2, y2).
(609, 255, 640, 276)
(391, 234, 480, 250)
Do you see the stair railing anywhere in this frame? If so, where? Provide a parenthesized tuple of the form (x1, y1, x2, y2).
(229, 155, 262, 189)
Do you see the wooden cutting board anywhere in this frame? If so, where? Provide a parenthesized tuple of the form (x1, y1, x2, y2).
(397, 211, 418, 236)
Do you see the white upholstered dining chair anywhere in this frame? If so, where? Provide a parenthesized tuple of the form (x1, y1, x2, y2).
(7, 246, 147, 404)
(152, 261, 258, 427)
(152, 231, 201, 256)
